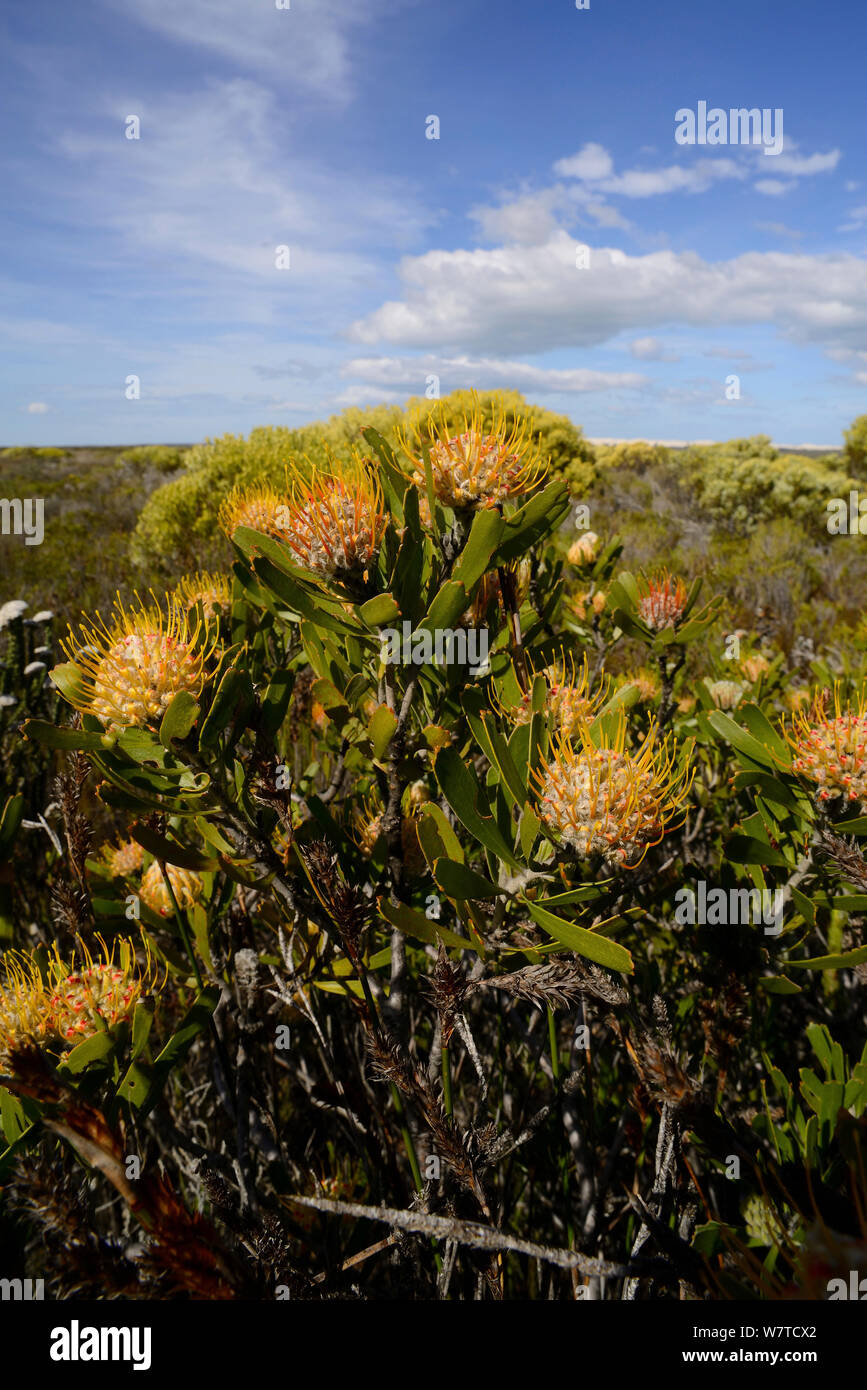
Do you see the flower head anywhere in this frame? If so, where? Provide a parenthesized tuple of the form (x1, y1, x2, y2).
(173, 571, 232, 621)
(397, 399, 547, 510)
(100, 838, 145, 878)
(628, 666, 661, 703)
(60, 592, 215, 735)
(509, 655, 608, 739)
(0, 935, 157, 1062)
(786, 686, 867, 804)
(278, 460, 386, 580)
(707, 679, 745, 711)
(568, 532, 601, 566)
(533, 715, 692, 866)
(219, 482, 290, 541)
(636, 570, 689, 632)
(140, 861, 204, 918)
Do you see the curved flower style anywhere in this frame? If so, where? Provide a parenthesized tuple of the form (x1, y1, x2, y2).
(534, 715, 692, 866)
(636, 570, 689, 632)
(219, 482, 290, 541)
(786, 686, 867, 804)
(140, 861, 204, 918)
(0, 935, 157, 1061)
(173, 571, 232, 620)
(60, 593, 215, 735)
(397, 401, 547, 511)
(279, 463, 386, 580)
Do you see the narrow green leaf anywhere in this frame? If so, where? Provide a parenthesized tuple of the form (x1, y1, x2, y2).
(523, 898, 633, 973)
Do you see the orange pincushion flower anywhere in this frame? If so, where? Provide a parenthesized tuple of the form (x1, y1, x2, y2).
(533, 714, 692, 866)
(0, 935, 158, 1062)
(397, 399, 547, 510)
(140, 861, 204, 918)
(636, 570, 689, 631)
(60, 593, 216, 736)
(786, 686, 867, 805)
(219, 483, 289, 541)
(279, 462, 386, 579)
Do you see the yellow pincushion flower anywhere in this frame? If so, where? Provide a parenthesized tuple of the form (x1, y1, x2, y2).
(510, 655, 607, 739)
(60, 593, 215, 736)
(397, 399, 547, 511)
(786, 686, 867, 805)
(219, 482, 290, 541)
(534, 715, 692, 867)
(140, 861, 204, 918)
(279, 461, 386, 580)
(173, 571, 231, 620)
(0, 935, 157, 1062)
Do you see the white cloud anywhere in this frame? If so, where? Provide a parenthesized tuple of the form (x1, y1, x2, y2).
(52, 80, 429, 318)
(551, 140, 840, 201)
(553, 144, 614, 181)
(340, 354, 645, 396)
(470, 189, 566, 246)
(754, 178, 795, 196)
(628, 337, 680, 362)
(755, 221, 803, 240)
(100, 0, 403, 98)
(348, 231, 867, 362)
(25, 401, 50, 414)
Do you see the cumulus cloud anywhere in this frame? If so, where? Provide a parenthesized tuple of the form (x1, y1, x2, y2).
(25, 401, 50, 414)
(348, 232, 867, 361)
(340, 353, 645, 396)
(754, 179, 795, 196)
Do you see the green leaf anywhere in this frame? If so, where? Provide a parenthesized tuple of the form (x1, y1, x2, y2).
(432, 857, 502, 900)
(421, 579, 469, 634)
(260, 668, 294, 739)
(492, 480, 571, 564)
(130, 998, 155, 1061)
(159, 690, 200, 748)
(60, 1028, 119, 1075)
(707, 710, 777, 770)
(725, 834, 788, 867)
(198, 668, 254, 751)
(0, 793, 24, 860)
(739, 703, 792, 768)
(787, 945, 867, 970)
(368, 703, 399, 761)
(757, 975, 802, 995)
(451, 509, 506, 590)
(523, 898, 633, 972)
(378, 897, 473, 951)
(22, 719, 106, 752)
(359, 594, 402, 627)
(48, 662, 87, 706)
(418, 803, 465, 863)
(433, 746, 521, 870)
(129, 823, 217, 871)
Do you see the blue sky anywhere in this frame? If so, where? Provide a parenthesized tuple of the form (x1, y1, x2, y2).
(2, 0, 865, 447)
